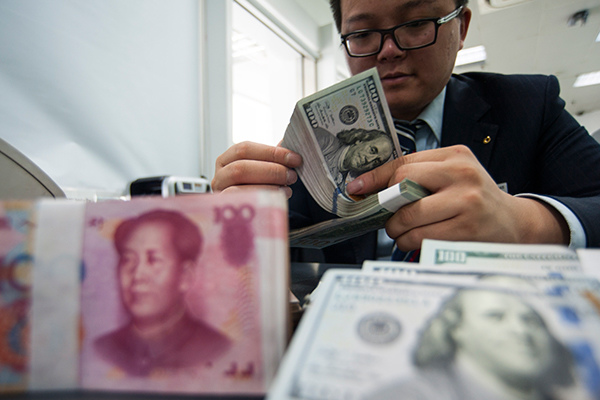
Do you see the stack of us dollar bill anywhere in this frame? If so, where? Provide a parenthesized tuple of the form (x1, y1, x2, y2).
(288, 178, 429, 249)
(0, 191, 289, 396)
(268, 239, 600, 400)
(281, 68, 429, 249)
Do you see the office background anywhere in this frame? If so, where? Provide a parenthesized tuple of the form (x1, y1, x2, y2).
(1, 0, 599, 200)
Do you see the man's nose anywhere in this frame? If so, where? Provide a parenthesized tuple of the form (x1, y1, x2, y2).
(378, 34, 405, 58)
(133, 259, 150, 280)
(365, 153, 379, 163)
(509, 317, 533, 336)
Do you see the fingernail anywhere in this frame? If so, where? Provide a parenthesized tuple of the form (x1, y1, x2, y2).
(282, 186, 293, 199)
(346, 179, 363, 194)
(285, 152, 302, 166)
(286, 169, 298, 185)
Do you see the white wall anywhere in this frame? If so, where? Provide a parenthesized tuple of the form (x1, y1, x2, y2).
(0, 0, 201, 198)
(202, 0, 232, 181)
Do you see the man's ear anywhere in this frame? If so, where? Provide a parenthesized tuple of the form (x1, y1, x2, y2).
(179, 260, 195, 292)
(458, 7, 472, 51)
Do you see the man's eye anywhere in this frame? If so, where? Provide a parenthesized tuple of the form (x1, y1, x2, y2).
(119, 256, 136, 272)
(522, 314, 544, 326)
(485, 312, 505, 321)
(120, 253, 135, 264)
(351, 31, 375, 40)
(405, 21, 428, 29)
(370, 146, 377, 154)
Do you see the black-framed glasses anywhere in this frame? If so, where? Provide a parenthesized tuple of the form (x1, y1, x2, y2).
(341, 6, 464, 57)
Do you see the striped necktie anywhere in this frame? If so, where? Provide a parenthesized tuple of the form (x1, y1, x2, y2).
(394, 120, 423, 155)
(391, 246, 421, 262)
(391, 120, 424, 262)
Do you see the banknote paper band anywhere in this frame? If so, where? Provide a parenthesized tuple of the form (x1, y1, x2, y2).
(377, 183, 415, 213)
(30, 200, 85, 390)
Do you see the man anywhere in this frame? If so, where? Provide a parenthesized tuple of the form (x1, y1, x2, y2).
(369, 287, 576, 400)
(94, 209, 231, 377)
(212, 0, 600, 264)
(315, 127, 394, 193)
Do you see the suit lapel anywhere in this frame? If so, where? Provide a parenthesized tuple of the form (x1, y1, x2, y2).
(442, 75, 498, 170)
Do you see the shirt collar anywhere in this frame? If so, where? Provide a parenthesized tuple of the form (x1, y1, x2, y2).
(413, 86, 445, 144)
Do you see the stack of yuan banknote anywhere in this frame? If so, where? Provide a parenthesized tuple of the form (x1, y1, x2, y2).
(0, 190, 289, 396)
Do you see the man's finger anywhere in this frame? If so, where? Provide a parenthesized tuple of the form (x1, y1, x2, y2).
(346, 146, 474, 195)
(346, 155, 410, 195)
(219, 184, 293, 199)
(216, 141, 302, 169)
(212, 159, 297, 191)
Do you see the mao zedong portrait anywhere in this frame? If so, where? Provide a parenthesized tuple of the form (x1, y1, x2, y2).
(94, 209, 232, 377)
(370, 287, 576, 400)
(315, 127, 394, 191)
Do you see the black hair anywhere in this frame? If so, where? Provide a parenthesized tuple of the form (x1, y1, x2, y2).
(114, 209, 202, 263)
(329, 0, 469, 33)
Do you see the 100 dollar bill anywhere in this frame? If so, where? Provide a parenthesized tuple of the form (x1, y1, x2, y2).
(282, 68, 402, 218)
(268, 269, 600, 400)
(420, 239, 582, 274)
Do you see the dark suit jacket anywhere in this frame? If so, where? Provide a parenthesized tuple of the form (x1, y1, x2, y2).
(289, 72, 600, 264)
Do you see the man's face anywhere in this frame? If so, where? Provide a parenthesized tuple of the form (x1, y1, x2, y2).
(343, 135, 393, 173)
(451, 291, 554, 384)
(340, 0, 471, 121)
(118, 221, 188, 325)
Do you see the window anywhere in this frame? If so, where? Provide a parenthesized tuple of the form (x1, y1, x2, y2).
(232, 2, 314, 146)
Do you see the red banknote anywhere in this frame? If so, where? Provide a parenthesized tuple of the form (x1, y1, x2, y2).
(0, 190, 289, 396)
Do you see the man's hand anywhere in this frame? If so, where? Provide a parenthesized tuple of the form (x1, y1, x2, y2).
(212, 141, 302, 198)
(346, 145, 569, 251)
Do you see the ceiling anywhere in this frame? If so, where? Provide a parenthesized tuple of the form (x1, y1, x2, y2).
(295, 0, 600, 117)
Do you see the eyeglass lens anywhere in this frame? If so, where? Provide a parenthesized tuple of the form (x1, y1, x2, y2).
(346, 21, 436, 56)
